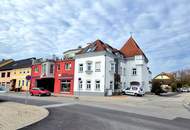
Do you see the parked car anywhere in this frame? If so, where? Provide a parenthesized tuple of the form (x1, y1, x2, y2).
(122, 87, 145, 96)
(0, 85, 8, 94)
(30, 87, 51, 96)
(181, 87, 188, 92)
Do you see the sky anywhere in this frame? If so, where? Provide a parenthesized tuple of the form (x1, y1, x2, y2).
(0, 0, 190, 76)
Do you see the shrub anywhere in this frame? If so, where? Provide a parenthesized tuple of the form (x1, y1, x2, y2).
(151, 81, 164, 95)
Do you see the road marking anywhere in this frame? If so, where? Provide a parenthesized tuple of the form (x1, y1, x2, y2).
(41, 103, 77, 108)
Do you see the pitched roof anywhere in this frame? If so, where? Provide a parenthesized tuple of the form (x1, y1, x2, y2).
(120, 36, 148, 61)
(0, 59, 14, 67)
(77, 39, 123, 56)
(0, 58, 35, 71)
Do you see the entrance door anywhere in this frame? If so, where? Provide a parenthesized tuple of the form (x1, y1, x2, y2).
(61, 80, 71, 92)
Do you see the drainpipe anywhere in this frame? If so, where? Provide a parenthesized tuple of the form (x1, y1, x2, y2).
(104, 54, 107, 96)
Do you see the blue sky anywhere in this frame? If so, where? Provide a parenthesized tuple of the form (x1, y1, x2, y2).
(0, 0, 190, 76)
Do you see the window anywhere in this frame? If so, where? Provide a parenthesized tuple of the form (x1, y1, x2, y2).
(79, 80, 83, 89)
(111, 63, 115, 72)
(110, 81, 113, 89)
(132, 87, 138, 90)
(27, 70, 30, 73)
(65, 63, 71, 70)
(26, 80, 29, 86)
(42, 64, 46, 73)
(2, 82, 5, 86)
(79, 64, 83, 72)
(95, 62, 101, 72)
(7, 72, 10, 77)
(18, 80, 21, 86)
(6, 82, 10, 87)
(123, 82, 126, 88)
(22, 80, 24, 86)
(50, 64, 54, 73)
(61, 80, 71, 92)
(35, 67, 39, 72)
(132, 68, 137, 75)
(1, 72, 5, 78)
(20, 71, 22, 74)
(87, 62, 92, 71)
(123, 68, 126, 76)
(57, 64, 60, 71)
(95, 80, 100, 90)
(120, 67, 122, 75)
(86, 80, 91, 90)
(23, 71, 25, 74)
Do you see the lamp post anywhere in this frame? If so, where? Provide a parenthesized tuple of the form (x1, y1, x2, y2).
(25, 75, 31, 105)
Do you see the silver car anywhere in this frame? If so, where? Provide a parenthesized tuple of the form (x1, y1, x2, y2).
(0, 85, 8, 94)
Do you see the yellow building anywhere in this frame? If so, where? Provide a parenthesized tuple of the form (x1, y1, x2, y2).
(0, 58, 35, 91)
(0, 70, 12, 89)
(0, 59, 14, 89)
(11, 68, 31, 91)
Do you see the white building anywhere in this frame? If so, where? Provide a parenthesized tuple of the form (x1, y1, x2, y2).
(120, 37, 152, 92)
(74, 37, 152, 96)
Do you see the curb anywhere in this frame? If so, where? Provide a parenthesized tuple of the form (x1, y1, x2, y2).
(183, 103, 190, 111)
(17, 106, 49, 129)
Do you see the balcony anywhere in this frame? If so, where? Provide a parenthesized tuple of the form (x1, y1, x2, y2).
(85, 70, 93, 74)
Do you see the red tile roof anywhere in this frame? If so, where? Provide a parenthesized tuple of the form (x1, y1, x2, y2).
(77, 39, 123, 56)
(120, 37, 148, 61)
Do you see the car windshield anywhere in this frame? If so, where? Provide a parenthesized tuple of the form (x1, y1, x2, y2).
(132, 87, 138, 90)
(39, 88, 45, 90)
(126, 88, 130, 90)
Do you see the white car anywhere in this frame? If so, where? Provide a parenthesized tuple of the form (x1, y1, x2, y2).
(122, 87, 145, 96)
(0, 86, 8, 94)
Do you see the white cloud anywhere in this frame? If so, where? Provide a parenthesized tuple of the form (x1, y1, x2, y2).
(0, 0, 190, 76)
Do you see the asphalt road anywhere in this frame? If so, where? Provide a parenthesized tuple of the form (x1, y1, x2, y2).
(1, 95, 190, 130)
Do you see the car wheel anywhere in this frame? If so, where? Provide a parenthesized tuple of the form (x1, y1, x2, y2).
(134, 93, 137, 96)
(30, 93, 33, 96)
(39, 94, 41, 96)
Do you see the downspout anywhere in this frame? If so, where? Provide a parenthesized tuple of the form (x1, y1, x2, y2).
(104, 54, 107, 96)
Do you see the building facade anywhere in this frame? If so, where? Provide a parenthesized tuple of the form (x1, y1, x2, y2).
(54, 48, 81, 95)
(31, 59, 55, 92)
(74, 37, 152, 96)
(0, 58, 34, 91)
(120, 37, 152, 92)
(74, 40, 124, 96)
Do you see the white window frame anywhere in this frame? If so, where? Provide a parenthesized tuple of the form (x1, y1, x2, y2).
(110, 81, 113, 89)
(86, 62, 92, 71)
(95, 80, 100, 90)
(110, 63, 115, 72)
(79, 64, 83, 72)
(132, 68, 137, 76)
(95, 62, 101, 72)
(86, 80, 91, 90)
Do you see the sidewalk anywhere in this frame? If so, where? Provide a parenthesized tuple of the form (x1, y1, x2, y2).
(2, 92, 190, 120)
(0, 102, 49, 130)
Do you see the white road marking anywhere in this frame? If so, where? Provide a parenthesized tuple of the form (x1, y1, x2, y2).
(41, 103, 77, 108)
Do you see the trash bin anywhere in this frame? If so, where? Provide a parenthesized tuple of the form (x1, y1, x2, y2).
(107, 89, 112, 96)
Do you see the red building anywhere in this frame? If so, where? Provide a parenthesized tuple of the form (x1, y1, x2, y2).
(54, 59, 75, 95)
(30, 59, 55, 92)
(30, 63, 42, 90)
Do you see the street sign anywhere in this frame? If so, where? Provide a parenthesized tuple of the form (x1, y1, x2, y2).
(26, 75, 31, 80)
